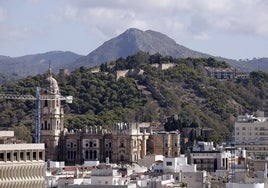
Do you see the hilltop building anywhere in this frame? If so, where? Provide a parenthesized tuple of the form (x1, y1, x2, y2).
(40, 68, 181, 164)
(205, 67, 249, 79)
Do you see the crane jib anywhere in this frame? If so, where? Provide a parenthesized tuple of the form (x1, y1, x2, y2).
(0, 94, 73, 103)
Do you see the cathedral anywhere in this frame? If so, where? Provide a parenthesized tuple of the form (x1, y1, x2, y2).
(40, 68, 181, 165)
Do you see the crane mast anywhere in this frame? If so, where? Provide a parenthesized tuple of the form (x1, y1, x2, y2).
(35, 87, 41, 143)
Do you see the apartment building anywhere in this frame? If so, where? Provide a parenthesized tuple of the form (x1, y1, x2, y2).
(234, 111, 268, 159)
(0, 143, 45, 188)
(205, 67, 249, 79)
(190, 142, 231, 172)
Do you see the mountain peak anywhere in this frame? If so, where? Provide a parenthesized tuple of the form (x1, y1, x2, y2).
(124, 28, 143, 33)
(73, 28, 210, 68)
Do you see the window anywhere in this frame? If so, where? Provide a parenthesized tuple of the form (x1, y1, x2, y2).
(166, 162, 172, 166)
(93, 151, 97, 159)
(45, 121, 48, 130)
(39, 152, 43, 160)
(20, 152, 24, 160)
(26, 152, 30, 160)
(0, 153, 3, 161)
(33, 152, 37, 160)
(14, 152, 17, 161)
(7, 153, 10, 161)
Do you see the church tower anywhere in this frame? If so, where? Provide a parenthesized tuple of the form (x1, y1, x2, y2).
(40, 66, 64, 161)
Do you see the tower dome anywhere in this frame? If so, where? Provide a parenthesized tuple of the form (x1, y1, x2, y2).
(44, 66, 59, 94)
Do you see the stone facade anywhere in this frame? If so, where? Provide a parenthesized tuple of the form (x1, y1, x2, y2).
(58, 123, 180, 165)
(40, 67, 65, 161)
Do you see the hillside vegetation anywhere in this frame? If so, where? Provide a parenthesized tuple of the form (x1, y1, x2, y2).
(1, 51, 268, 143)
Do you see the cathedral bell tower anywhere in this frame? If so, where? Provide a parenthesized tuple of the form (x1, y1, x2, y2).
(40, 66, 64, 161)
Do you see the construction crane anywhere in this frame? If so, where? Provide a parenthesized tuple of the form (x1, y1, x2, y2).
(0, 87, 73, 143)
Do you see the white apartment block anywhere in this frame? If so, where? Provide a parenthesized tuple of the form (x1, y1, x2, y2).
(234, 111, 268, 159)
(190, 142, 231, 172)
(0, 143, 45, 188)
(90, 169, 130, 186)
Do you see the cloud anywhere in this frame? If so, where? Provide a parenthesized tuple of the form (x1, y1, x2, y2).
(2, 0, 268, 57)
(187, 0, 268, 37)
(0, 6, 7, 22)
(60, 0, 268, 40)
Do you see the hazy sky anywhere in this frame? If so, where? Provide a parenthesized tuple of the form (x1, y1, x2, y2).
(1, 0, 268, 60)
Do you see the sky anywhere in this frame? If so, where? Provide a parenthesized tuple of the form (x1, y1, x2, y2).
(1, 0, 268, 60)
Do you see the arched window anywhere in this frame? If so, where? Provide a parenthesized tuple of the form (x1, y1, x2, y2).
(93, 150, 97, 160)
(85, 150, 89, 159)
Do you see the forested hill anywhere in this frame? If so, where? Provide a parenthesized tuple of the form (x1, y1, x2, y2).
(1, 51, 268, 143)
